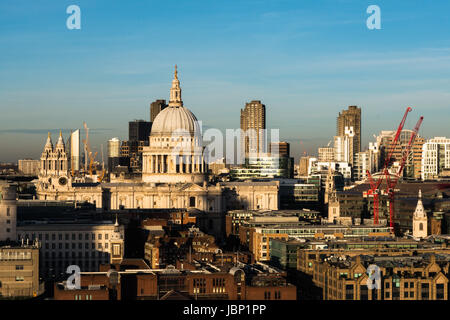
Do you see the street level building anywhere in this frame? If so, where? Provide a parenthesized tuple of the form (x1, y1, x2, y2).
(0, 241, 42, 298)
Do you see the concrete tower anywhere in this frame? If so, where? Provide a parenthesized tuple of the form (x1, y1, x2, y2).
(240, 100, 266, 157)
(337, 105, 361, 154)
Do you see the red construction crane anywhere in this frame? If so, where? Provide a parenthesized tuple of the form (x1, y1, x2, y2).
(385, 116, 423, 230)
(366, 107, 412, 225)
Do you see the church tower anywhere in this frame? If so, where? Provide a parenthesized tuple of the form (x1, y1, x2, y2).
(328, 189, 340, 223)
(109, 215, 125, 265)
(324, 163, 334, 204)
(38, 131, 70, 190)
(412, 189, 428, 238)
(169, 64, 183, 107)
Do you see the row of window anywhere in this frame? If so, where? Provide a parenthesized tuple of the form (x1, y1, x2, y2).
(21, 233, 110, 241)
(43, 242, 109, 250)
(264, 291, 282, 300)
(44, 251, 108, 259)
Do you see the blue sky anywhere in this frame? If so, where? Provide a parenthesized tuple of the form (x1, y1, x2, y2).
(1, 0, 450, 162)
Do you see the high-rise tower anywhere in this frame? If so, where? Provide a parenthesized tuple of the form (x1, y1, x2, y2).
(150, 100, 168, 123)
(337, 106, 361, 157)
(240, 100, 266, 156)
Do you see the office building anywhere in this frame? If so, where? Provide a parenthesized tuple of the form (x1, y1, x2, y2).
(337, 105, 361, 155)
(70, 129, 80, 173)
(298, 156, 313, 177)
(17, 219, 125, 279)
(353, 151, 371, 181)
(18, 159, 40, 176)
(129, 120, 152, 142)
(377, 130, 425, 179)
(270, 141, 290, 157)
(150, 99, 168, 122)
(334, 126, 355, 165)
(421, 137, 450, 180)
(230, 154, 294, 180)
(239, 221, 391, 262)
(107, 137, 121, 172)
(318, 147, 334, 162)
(240, 100, 266, 156)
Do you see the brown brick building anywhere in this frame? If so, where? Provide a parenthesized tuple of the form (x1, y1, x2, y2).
(54, 259, 296, 300)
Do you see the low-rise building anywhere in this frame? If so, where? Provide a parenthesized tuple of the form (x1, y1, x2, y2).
(17, 219, 124, 279)
(296, 239, 450, 300)
(54, 259, 297, 300)
(240, 222, 391, 262)
(0, 241, 43, 298)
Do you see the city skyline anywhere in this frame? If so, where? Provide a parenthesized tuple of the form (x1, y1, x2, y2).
(1, 0, 450, 162)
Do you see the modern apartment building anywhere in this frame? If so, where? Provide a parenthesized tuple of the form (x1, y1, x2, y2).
(421, 137, 450, 180)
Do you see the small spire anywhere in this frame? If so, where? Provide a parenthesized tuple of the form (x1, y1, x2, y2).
(114, 214, 119, 227)
(418, 189, 422, 199)
(48, 132, 51, 139)
(174, 64, 178, 80)
(59, 129, 62, 138)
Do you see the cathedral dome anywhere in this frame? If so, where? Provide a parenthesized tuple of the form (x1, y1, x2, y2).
(150, 105, 200, 137)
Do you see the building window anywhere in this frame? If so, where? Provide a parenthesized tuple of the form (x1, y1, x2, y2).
(113, 244, 121, 256)
(15, 276, 24, 282)
(7, 208, 10, 216)
(436, 284, 444, 300)
(16, 265, 24, 270)
(189, 197, 196, 207)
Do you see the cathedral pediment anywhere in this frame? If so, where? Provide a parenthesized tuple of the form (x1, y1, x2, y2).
(178, 183, 207, 192)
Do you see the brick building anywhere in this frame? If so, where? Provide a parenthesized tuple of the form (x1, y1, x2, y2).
(54, 259, 296, 300)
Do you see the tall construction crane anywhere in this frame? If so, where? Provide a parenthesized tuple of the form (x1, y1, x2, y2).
(82, 121, 99, 177)
(384, 116, 423, 230)
(366, 107, 412, 226)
